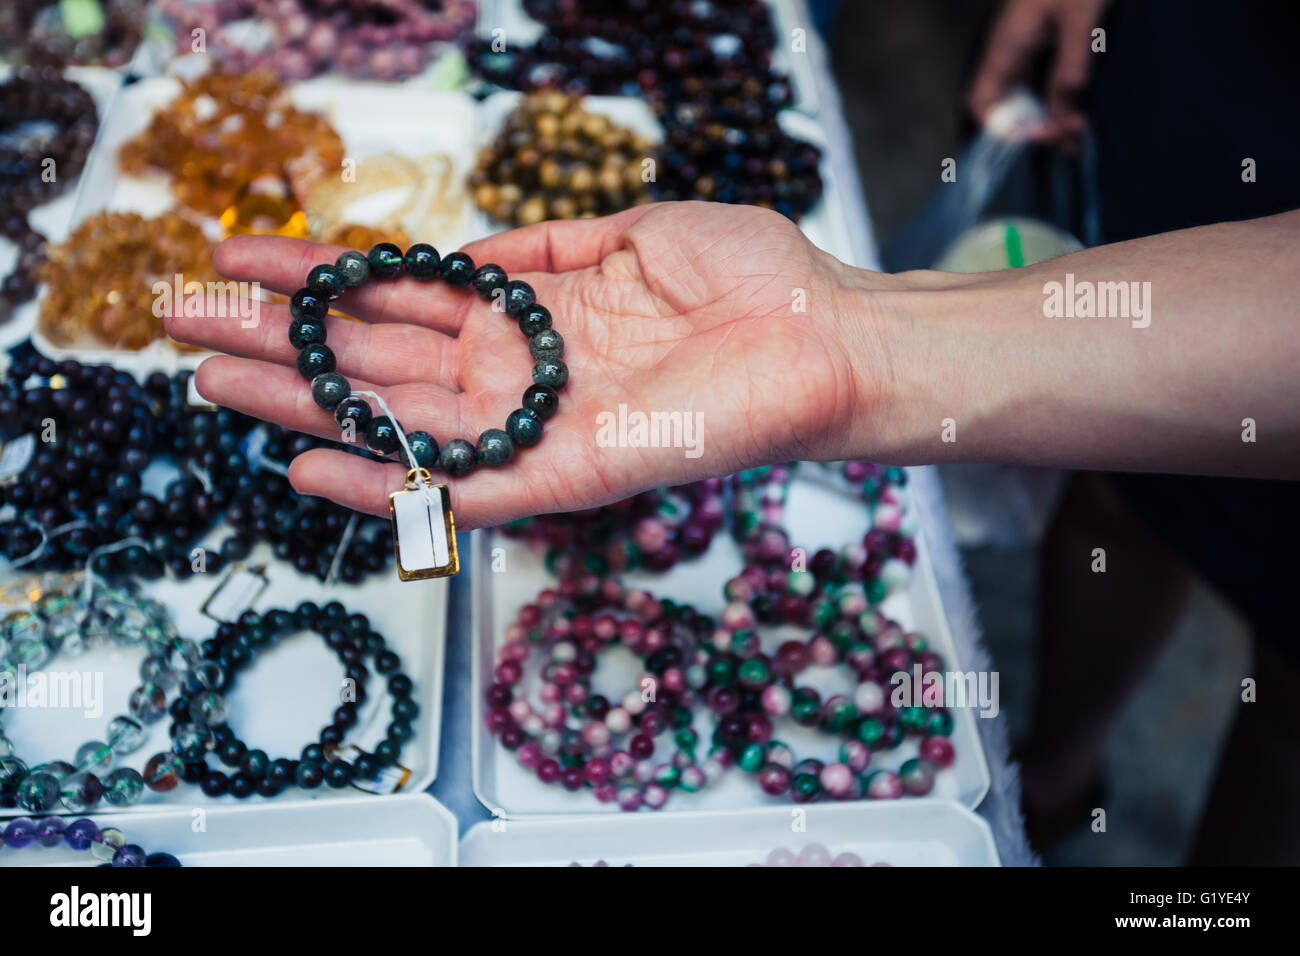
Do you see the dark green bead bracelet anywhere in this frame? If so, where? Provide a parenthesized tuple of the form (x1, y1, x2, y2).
(292, 243, 568, 479)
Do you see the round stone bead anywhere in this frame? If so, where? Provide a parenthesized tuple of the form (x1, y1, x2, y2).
(439, 251, 475, 286)
(128, 683, 168, 723)
(477, 429, 514, 467)
(295, 760, 325, 789)
(919, 735, 955, 768)
(307, 264, 346, 299)
(35, 816, 67, 846)
(91, 827, 125, 862)
(74, 740, 114, 775)
(404, 243, 441, 279)
(899, 757, 937, 796)
(189, 690, 228, 726)
(864, 768, 903, 799)
(16, 772, 59, 812)
(334, 396, 372, 434)
(144, 752, 184, 792)
(335, 250, 371, 286)
(503, 280, 536, 316)
(64, 818, 99, 850)
(146, 852, 182, 867)
(297, 343, 336, 380)
(3, 817, 36, 848)
(518, 304, 552, 336)
(406, 430, 439, 469)
(505, 408, 543, 447)
(532, 358, 568, 388)
(311, 372, 350, 410)
(60, 774, 103, 812)
(368, 242, 404, 279)
(290, 288, 329, 321)
(102, 767, 145, 806)
(472, 263, 508, 299)
(325, 760, 353, 788)
(289, 316, 327, 349)
(439, 438, 476, 477)
(522, 384, 559, 420)
(365, 416, 402, 456)
(112, 843, 147, 867)
(529, 329, 564, 360)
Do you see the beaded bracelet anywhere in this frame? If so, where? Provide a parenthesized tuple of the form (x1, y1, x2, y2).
(146, 602, 416, 798)
(487, 580, 729, 811)
(0, 816, 180, 867)
(502, 479, 727, 577)
(0, 579, 200, 814)
(291, 243, 570, 580)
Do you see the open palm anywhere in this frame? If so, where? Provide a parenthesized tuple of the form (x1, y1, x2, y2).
(168, 202, 874, 529)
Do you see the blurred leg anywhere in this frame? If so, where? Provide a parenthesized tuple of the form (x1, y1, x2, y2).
(1020, 472, 1192, 842)
(1188, 639, 1300, 865)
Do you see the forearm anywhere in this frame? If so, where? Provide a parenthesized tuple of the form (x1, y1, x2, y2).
(838, 209, 1300, 478)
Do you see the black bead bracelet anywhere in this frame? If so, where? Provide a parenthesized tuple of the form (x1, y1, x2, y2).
(289, 242, 568, 479)
(148, 602, 417, 799)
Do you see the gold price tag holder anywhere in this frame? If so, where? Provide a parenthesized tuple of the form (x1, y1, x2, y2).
(388, 469, 459, 580)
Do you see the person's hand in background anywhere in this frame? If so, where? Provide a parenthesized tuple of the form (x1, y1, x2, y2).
(967, 0, 1111, 148)
(166, 203, 895, 530)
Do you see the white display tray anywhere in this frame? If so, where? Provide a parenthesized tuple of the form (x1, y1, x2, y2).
(2, 531, 447, 811)
(30, 77, 483, 376)
(471, 471, 992, 817)
(461, 800, 999, 866)
(0, 794, 457, 866)
(0, 66, 124, 352)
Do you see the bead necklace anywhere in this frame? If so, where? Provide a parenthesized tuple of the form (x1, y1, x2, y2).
(292, 243, 570, 579)
(470, 92, 654, 228)
(0, 353, 393, 582)
(118, 70, 344, 221)
(0, 73, 98, 324)
(0, 577, 199, 814)
(471, 0, 825, 222)
(0, 1, 146, 68)
(149, 602, 415, 798)
(38, 210, 217, 350)
(0, 816, 181, 867)
(157, 0, 476, 82)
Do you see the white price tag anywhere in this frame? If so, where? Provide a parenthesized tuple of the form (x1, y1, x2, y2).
(201, 566, 269, 622)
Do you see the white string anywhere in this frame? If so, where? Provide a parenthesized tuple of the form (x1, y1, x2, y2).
(350, 389, 436, 508)
(9, 519, 90, 569)
(187, 461, 214, 493)
(81, 536, 151, 604)
(325, 512, 360, 585)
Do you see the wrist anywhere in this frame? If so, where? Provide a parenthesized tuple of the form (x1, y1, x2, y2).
(828, 262, 1014, 466)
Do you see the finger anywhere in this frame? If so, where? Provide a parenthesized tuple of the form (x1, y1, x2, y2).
(967, 0, 1052, 122)
(166, 300, 460, 390)
(288, 446, 540, 530)
(214, 235, 481, 335)
(194, 355, 463, 445)
(1047, 7, 1096, 131)
(459, 205, 656, 275)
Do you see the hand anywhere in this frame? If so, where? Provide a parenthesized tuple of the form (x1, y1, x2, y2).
(967, 0, 1110, 149)
(167, 202, 897, 529)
